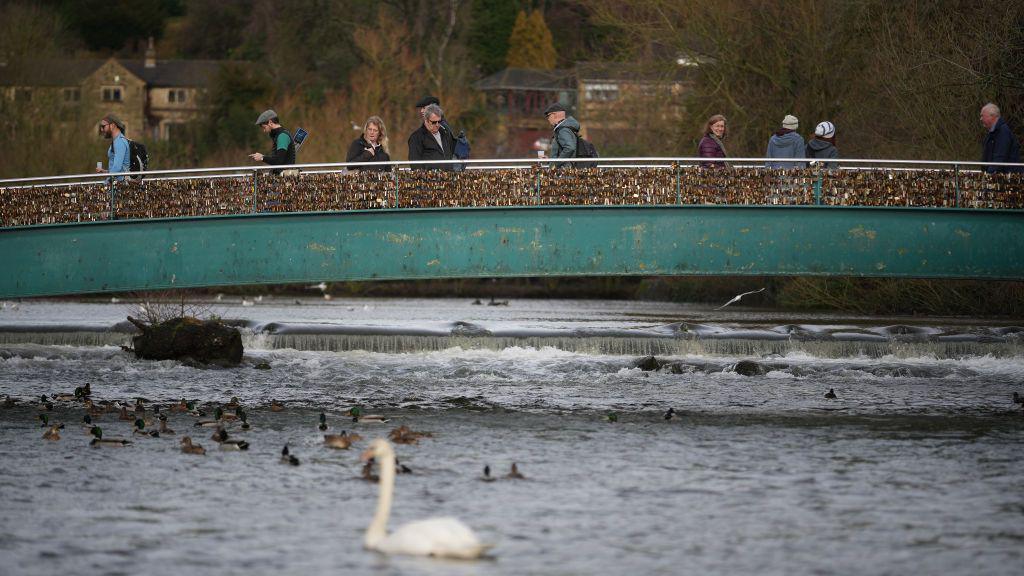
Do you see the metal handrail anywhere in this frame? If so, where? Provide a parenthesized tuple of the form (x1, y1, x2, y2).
(2, 156, 1022, 186)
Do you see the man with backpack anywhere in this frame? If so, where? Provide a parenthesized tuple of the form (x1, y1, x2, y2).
(249, 109, 296, 175)
(96, 114, 130, 181)
(542, 103, 597, 168)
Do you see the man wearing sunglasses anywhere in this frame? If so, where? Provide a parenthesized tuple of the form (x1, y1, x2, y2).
(96, 114, 130, 181)
(408, 103, 455, 170)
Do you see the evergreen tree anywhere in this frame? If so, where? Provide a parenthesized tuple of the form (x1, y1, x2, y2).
(506, 9, 557, 69)
(466, 0, 521, 75)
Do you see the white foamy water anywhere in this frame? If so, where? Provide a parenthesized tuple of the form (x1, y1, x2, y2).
(1, 298, 1022, 575)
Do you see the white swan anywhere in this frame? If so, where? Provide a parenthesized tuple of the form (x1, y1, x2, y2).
(361, 438, 490, 559)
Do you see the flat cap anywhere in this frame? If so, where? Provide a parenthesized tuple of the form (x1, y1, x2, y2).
(543, 102, 566, 116)
(255, 109, 277, 126)
(415, 95, 440, 108)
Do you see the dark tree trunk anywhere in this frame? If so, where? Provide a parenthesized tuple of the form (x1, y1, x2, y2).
(128, 316, 243, 366)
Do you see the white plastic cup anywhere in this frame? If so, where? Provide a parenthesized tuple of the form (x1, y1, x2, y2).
(96, 161, 103, 171)
(536, 150, 545, 159)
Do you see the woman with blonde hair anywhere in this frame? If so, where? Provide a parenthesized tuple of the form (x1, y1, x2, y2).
(698, 114, 730, 169)
(346, 116, 392, 171)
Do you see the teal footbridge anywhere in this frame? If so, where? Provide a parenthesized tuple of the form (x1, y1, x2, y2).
(2, 158, 1023, 298)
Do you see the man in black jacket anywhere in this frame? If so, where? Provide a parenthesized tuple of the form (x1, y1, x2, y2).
(249, 109, 296, 174)
(980, 103, 1022, 173)
(408, 103, 455, 170)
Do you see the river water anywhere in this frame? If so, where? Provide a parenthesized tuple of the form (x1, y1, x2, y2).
(0, 297, 1022, 576)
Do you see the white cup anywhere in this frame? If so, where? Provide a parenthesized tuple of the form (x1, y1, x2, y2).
(536, 150, 545, 159)
(96, 162, 103, 170)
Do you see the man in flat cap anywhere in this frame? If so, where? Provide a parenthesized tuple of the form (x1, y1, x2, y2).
(96, 113, 130, 181)
(542, 102, 580, 167)
(249, 109, 295, 172)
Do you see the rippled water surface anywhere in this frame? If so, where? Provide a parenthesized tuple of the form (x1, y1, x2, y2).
(1, 298, 1022, 575)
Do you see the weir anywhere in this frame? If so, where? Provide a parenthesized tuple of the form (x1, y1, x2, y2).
(2, 158, 1023, 298)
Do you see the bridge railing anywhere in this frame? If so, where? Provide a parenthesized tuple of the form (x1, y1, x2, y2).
(1, 157, 1022, 228)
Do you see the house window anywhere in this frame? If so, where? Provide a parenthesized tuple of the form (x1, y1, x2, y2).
(63, 88, 81, 102)
(167, 89, 187, 104)
(102, 87, 123, 102)
(584, 83, 619, 102)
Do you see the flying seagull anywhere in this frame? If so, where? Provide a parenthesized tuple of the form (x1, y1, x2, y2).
(715, 287, 766, 310)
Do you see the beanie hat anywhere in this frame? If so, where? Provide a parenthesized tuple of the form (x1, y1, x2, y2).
(415, 95, 440, 108)
(782, 114, 799, 129)
(815, 121, 836, 138)
(255, 109, 277, 126)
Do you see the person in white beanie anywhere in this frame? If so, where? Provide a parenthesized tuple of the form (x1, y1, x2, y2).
(765, 114, 806, 168)
(806, 121, 838, 169)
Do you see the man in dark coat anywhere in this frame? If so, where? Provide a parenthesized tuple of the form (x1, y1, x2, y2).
(249, 109, 295, 175)
(980, 103, 1022, 173)
(408, 103, 455, 170)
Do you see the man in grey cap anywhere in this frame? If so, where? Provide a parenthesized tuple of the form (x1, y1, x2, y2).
(96, 113, 130, 181)
(765, 114, 806, 169)
(249, 109, 295, 172)
(541, 102, 580, 167)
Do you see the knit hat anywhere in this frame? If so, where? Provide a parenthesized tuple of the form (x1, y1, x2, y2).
(815, 121, 836, 138)
(102, 114, 125, 134)
(543, 102, 567, 116)
(782, 114, 799, 129)
(415, 95, 440, 108)
(255, 109, 277, 126)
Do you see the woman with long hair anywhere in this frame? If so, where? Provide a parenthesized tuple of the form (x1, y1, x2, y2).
(698, 114, 729, 169)
(346, 116, 392, 171)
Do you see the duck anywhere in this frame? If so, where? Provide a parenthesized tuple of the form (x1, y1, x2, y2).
(238, 410, 251, 430)
(180, 436, 206, 455)
(270, 399, 285, 412)
(319, 412, 329, 431)
(83, 399, 104, 416)
(225, 396, 241, 410)
(169, 398, 189, 413)
(360, 438, 490, 559)
(132, 418, 160, 438)
(324, 430, 356, 450)
(211, 428, 249, 451)
(118, 406, 132, 421)
(216, 407, 237, 422)
(52, 391, 77, 402)
(38, 395, 53, 412)
(280, 445, 300, 466)
(1013, 392, 1023, 405)
(481, 465, 496, 482)
(388, 425, 432, 445)
(42, 423, 64, 441)
(89, 426, 132, 447)
(506, 463, 525, 480)
(37, 413, 50, 427)
(81, 414, 95, 433)
(825, 388, 837, 399)
(606, 412, 619, 423)
(2, 396, 17, 408)
(349, 406, 389, 423)
(75, 383, 91, 399)
(663, 408, 676, 421)
(158, 414, 175, 435)
(194, 412, 222, 428)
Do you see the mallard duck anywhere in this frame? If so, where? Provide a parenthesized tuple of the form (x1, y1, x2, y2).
(89, 426, 131, 447)
(324, 431, 355, 450)
(2, 396, 17, 408)
(825, 388, 837, 399)
(270, 400, 285, 412)
(388, 425, 432, 445)
(74, 383, 91, 399)
(83, 399, 104, 416)
(238, 410, 251, 430)
(52, 392, 76, 402)
(38, 395, 53, 412)
(37, 413, 49, 427)
(158, 414, 175, 435)
(81, 414, 95, 433)
(663, 408, 676, 421)
(42, 423, 64, 441)
(194, 412, 221, 428)
(481, 465, 496, 482)
(180, 436, 206, 455)
(216, 407, 237, 422)
(1012, 392, 1022, 405)
(169, 398, 189, 413)
(349, 407, 389, 423)
(506, 463, 525, 480)
(280, 445, 300, 466)
(225, 396, 241, 410)
(118, 406, 132, 421)
(319, 412, 329, 431)
(212, 428, 249, 451)
(606, 412, 619, 423)
(132, 418, 160, 438)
